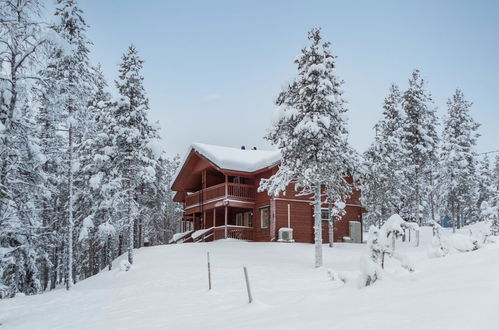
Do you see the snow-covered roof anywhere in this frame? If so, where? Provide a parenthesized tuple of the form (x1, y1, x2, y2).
(188, 143, 281, 172)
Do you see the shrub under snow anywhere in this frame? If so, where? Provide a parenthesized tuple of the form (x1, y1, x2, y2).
(428, 220, 449, 258)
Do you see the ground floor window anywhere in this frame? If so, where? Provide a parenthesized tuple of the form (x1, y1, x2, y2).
(236, 211, 253, 227)
(259, 206, 270, 229)
(321, 208, 330, 221)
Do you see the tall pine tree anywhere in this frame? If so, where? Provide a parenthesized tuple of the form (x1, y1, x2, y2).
(362, 84, 408, 226)
(437, 89, 479, 231)
(259, 28, 355, 267)
(0, 0, 49, 298)
(113, 45, 159, 265)
(401, 70, 438, 223)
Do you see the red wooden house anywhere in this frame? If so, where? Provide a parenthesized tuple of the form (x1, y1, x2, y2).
(171, 143, 363, 244)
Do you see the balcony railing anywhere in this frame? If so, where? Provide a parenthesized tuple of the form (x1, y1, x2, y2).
(213, 226, 253, 241)
(185, 183, 255, 208)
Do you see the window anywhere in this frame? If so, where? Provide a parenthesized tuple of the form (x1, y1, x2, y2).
(236, 211, 253, 227)
(232, 176, 246, 184)
(321, 209, 330, 221)
(236, 213, 243, 226)
(259, 206, 270, 229)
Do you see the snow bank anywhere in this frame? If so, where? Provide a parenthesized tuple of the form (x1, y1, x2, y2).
(1, 226, 499, 330)
(450, 234, 477, 252)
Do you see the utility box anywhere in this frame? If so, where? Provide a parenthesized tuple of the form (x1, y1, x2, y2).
(278, 227, 295, 243)
(349, 221, 362, 243)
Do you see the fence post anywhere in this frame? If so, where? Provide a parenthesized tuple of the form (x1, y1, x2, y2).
(243, 266, 252, 303)
(207, 252, 212, 290)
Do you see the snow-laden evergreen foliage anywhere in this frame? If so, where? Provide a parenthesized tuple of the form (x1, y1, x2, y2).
(112, 44, 160, 264)
(362, 84, 408, 227)
(259, 28, 357, 267)
(401, 70, 439, 223)
(0, 0, 49, 298)
(437, 89, 480, 231)
(0, 0, 180, 298)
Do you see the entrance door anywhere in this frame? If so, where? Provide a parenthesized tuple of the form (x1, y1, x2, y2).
(349, 221, 362, 243)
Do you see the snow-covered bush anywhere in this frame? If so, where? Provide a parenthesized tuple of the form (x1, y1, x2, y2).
(119, 259, 131, 272)
(360, 218, 418, 287)
(428, 220, 449, 258)
(450, 234, 478, 252)
(481, 201, 499, 236)
(327, 268, 346, 284)
(358, 226, 386, 287)
(381, 214, 420, 250)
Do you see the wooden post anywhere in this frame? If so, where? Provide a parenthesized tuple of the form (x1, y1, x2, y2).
(243, 266, 252, 303)
(287, 204, 290, 228)
(207, 252, 212, 290)
(224, 206, 228, 238)
(213, 208, 216, 227)
(224, 174, 228, 196)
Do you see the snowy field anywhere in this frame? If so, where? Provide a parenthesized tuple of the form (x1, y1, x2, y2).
(1, 225, 498, 330)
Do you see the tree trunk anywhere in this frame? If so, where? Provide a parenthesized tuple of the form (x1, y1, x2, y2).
(452, 198, 456, 234)
(328, 201, 333, 248)
(314, 184, 323, 268)
(107, 235, 113, 271)
(66, 124, 74, 290)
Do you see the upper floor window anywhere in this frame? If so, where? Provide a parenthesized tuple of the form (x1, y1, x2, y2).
(232, 176, 246, 184)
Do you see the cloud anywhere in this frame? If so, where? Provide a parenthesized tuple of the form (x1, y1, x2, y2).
(202, 94, 221, 102)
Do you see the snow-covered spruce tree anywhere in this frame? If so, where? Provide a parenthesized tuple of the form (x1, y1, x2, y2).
(40, 0, 94, 289)
(0, 0, 50, 298)
(113, 45, 159, 265)
(259, 28, 355, 267)
(362, 84, 408, 227)
(74, 64, 117, 277)
(477, 155, 495, 215)
(437, 89, 480, 232)
(401, 70, 439, 223)
(144, 154, 183, 245)
(481, 155, 499, 236)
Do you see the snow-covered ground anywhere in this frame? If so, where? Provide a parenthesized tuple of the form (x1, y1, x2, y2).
(1, 225, 498, 330)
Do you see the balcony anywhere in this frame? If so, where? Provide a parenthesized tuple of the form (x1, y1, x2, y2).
(185, 182, 255, 209)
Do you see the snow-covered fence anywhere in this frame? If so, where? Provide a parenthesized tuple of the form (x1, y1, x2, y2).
(381, 214, 420, 250)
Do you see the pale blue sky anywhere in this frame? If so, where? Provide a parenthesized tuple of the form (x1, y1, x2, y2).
(46, 0, 499, 157)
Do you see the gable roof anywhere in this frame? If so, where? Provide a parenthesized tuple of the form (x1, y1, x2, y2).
(171, 143, 281, 191)
(189, 143, 281, 173)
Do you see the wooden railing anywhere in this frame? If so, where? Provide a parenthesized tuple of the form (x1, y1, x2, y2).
(213, 226, 253, 241)
(185, 183, 255, 208)
(227, 183, 255, 199)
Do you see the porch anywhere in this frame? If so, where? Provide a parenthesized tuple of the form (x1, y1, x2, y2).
(181, 206, 254, 242)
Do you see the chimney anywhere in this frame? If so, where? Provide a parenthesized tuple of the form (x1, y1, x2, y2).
(241, 146, 246, 150)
